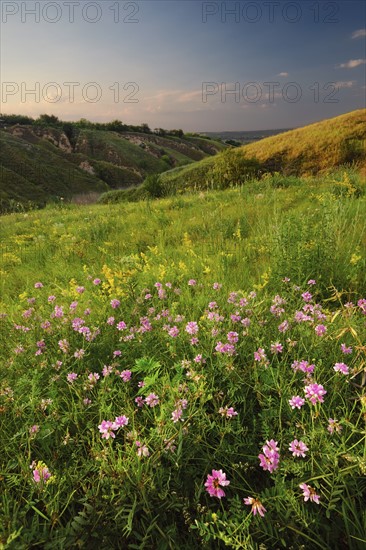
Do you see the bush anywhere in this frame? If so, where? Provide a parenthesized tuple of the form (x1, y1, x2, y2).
(143, 174, 165, 198)
(207, 149, 261, 189)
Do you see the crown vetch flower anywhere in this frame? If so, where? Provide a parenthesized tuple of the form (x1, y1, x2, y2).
(299, 483, 320, 504)
(244, 497, 267, 517)
(304, 383, 326, 405)
(258, 440, 280, 473)
(205, 469, 230, 498)
(289, 439, 309, 458)
(289, 396, 305, 409)
(333, 362, 349, 375)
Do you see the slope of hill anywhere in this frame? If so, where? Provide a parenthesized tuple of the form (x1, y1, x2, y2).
(0, 131, 108, 208)
(160, 110, 366, 193)
(0, 124, 226, 211)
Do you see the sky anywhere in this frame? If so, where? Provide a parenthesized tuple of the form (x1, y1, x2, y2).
(0, 0, 365, 131)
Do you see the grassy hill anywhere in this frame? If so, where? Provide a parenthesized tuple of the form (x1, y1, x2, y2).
(160, 109, 366, 193)
(0, 124, 226, 212)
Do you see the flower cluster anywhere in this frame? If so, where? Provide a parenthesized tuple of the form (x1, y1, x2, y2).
(98, 416, 129, 439)
(258, 439, 280, 473)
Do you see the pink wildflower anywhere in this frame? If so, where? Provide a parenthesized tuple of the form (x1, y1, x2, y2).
(333, 362, 349, 375)
(204, 469, 230, 499)
(289, 439, 309, 458)
(289, 396, 305, 409)
(299, 483, 320, 504)
(145, 393, 159, 407)
(304, 383, 326, 405)
(243, 497, 266, 517)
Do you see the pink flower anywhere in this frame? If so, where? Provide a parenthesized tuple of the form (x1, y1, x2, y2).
(168, 326, 179, 338)
(185, 321, 199, 335)
(213, 282, 222, 290)
(110, 299, 120, 309)
(171, 409, 183, 423)
(145, 393, 159, 407)
(289, 439, 309, 458)
(29, 425, 39, 434)
(358, 298, 366, 314)
(327, 418, 342, 434)
(34, 282, 43, 288)
(135, 396, 144, 407)
(31, 463, 51, 484)
(254, 348, 266, 362)
(301, 292, 312, 302)
(258, 440, 280, 473)
(219, 406, 238, 418)
(98, 420, 116, 439)
(340, 343, 352, 354)
(204, 469, 230, 499)
(299, 483, 320, 504)
(117, 321, 127, 330)
(289, 396, 305, 409)
(114, 415, 129, 428)
(93, 278, 101, 285)
(88, 372, 100, 385)
(67, 372, 78, 383)
(244, 497, 266, 517)
(188, 279, 197, 286)
(304, 383, 326, 405)
(227, 331, 239, 344)
(278, 320, 289, 333)
(333, 362, 349, 375)
(120, 370, 132, 382)
(136, 441, 150, 457)
(270, 342, 283, 354)
(307, 279, 316, 285)
(74, 349, 84, 359)
(76, 286, 85, 294)
(315, 324, 327, 336)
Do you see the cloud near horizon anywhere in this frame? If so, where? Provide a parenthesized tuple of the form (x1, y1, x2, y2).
(337, 59, 366, 69)
(351, 29, 366, 39)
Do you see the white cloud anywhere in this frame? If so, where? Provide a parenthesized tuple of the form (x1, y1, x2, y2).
(352, 29, 366, 39)
(277, 72, 289, 77)
(333, 81, 356, 88)
(337, 59, 366, 69)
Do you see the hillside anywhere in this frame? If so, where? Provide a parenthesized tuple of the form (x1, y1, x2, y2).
(0, 123, 226, 212)
(160, 109, 366, 193)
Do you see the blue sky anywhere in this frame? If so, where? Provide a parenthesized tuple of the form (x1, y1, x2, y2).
(1, 0, 365, 130)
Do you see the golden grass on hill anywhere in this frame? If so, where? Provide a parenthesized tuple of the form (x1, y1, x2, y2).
(242, 109, 366, 175)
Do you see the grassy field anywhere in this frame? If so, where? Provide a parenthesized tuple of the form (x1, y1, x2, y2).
(0, 166, 365, 549)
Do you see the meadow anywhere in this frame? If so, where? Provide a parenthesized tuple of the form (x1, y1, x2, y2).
(0, 167, 365, 549)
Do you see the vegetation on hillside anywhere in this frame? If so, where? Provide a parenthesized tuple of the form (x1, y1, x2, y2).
(0, 115, 226, 213)
(156, 110, 366, 197)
